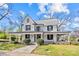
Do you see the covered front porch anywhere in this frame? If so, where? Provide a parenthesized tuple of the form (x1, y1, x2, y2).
(8, 31, 70, 44)
(43, 32, 70, 44)
(8, 32, 43, 43)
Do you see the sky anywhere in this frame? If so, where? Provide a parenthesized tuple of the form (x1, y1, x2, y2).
(0, 3, 79, 31)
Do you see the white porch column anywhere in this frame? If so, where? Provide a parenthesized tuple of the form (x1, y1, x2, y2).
(9, 34, 11, 43)
(22, 34, 25, 43)
(18, 35, 21, 43)
(30, 34, 34, 43)
(53, 34, 57, 43)
(16, 35, 18, 42)
(43, 33, 47, 40)
(41, 33, 43, 39)
(68, 33, 70, 43)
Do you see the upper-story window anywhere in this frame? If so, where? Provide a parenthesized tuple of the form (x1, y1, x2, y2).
(26, 25, 31, 31)
(36, 26, 40, 31)
(27, 18, 29, 23)
(47, 25, 53, 31)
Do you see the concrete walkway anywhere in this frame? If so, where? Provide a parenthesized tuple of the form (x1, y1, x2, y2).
(6, 44, 38, 56)
(0, 51, 8, 56)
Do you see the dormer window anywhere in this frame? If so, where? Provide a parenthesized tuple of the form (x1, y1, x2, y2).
(27, 18, 29, 23)
(47, 25, 53, 31)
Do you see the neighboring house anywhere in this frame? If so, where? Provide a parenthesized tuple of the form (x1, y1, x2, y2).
(71, 31, 79, 42)
(9, 16, 70, 44)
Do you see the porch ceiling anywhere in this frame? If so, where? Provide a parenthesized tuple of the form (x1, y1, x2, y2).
(8, 31, 70, 35)
(8, 31, 43, 35)
(44, 31, 70, 34)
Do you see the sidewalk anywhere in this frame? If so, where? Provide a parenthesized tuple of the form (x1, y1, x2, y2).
(0, 51, 8, 56)
(6, 44, 38, 56)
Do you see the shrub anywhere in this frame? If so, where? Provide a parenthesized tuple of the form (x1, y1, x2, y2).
(11, 36, 16, 41)
(13, 41, 19, 44)
(37, 39, 44, 45)
(0, 33, 7, 39)
(11, 36, 17, 44)
(23, 39, 31, 45)
(69, 37, 77, 41)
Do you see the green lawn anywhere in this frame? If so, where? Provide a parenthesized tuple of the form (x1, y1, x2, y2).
(33, 44, 79, 56)
(0, 43, 25, 51)
(0, 32, 9, 39)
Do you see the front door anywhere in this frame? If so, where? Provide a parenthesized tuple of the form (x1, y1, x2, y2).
(37, 34, 41, 39)
(25, 34, 30, 39)
(34, 34, 41, 42)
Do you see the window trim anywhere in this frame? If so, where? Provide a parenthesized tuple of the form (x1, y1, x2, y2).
(37, 34, 41, 39)
(47, 25, 53, 31)
(47, 34, 53, 40)
(25, 34, 30, 39)
(25, 25, 31, 31)
(36, 26, 40, 31)
(27, 18, 29, 23)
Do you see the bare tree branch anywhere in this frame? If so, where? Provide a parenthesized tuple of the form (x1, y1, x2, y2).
(58, 16, 71, 30)
(0, 11, 9, 20)
(0, 3, 6, 7)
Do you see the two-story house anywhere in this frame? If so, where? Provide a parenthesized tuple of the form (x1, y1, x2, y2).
(9, 16, 70, 44)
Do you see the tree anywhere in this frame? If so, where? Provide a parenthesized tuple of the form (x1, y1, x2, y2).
(36, 3, 72, 32)
(14, 11, 26, 32)
(0, 3, 26, 32)
(0, 3, 9, 20)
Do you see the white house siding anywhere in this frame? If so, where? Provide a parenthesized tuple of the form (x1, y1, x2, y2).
(22, 24, 35, 31)
(43, 34, 53, 44)
(22, 34, 34, 43)
(22, 24, 25, 31)
(43, 25, 47, 31)
(42, 25, 57, 32)
(22, 34, 25, 43)
(44, 40, 54, 44)
(53, 25, 57, 32)
(8, 17, 70, 44)
(22, 16, 35, 31)
(31, 25, 35, 31)
(30, 34, 35, 43)
(53, 34, 57, 43)
(43, 33, 57, 44)
(34, 25, 43, 31)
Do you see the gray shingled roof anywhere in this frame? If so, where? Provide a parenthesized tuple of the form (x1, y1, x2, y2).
(34, 18, 59, 25)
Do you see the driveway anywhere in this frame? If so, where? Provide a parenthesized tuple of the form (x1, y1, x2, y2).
(0, 51, 8, 56)
(6, 44, 38, 56)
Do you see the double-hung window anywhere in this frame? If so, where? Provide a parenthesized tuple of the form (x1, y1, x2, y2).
(36, 26, 40, 31)
(26, 25, 31, 31)
(47, 35, 53, 40)
(25, 34, 30, 39)
(47, 25, 53, 31)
